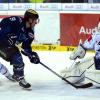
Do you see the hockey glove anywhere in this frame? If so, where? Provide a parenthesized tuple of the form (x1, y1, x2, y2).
(28, 52, 40, 64)
(70, 44, 86, 60)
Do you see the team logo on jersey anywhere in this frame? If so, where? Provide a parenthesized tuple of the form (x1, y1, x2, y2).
(11, 36, 17, 38)
(28, 32, 34, 39)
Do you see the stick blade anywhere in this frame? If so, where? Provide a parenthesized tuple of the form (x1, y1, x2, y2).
(76, 83, 93, 89)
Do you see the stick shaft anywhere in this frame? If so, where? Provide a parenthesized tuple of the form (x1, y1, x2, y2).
(40, 62, 79, 88)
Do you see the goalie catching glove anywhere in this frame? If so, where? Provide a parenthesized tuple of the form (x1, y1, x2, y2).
(70, 44, 86, 60)
(21, 50, 40, 64)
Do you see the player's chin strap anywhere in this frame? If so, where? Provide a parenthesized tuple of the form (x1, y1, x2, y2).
(39, 62, 93, 89)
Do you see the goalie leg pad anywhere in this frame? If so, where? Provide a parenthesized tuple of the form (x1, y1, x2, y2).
(60, 61, 85, 84)
(10, 53, 24, 77)
(60, 57, 94, 84)
(85, 69, 100, 87)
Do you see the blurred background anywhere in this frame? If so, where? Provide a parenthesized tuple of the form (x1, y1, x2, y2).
(0, 0, 100, 3)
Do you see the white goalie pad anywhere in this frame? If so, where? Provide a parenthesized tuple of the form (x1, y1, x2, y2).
(60, 57, 94, 84)
(85, 69, 100, 87)
(70, 45, 86, 60)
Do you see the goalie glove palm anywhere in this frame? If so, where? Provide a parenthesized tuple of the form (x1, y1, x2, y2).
(28, 52, 40, 64)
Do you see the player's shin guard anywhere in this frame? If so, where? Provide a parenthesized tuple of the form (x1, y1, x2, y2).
(13, 65, 31, 88)
(11, 53, 31, 88)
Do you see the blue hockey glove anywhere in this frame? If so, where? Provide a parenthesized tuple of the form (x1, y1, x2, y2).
(28, 52, 40, 64)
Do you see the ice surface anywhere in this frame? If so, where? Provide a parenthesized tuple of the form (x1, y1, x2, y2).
(0, 51, 100, 100)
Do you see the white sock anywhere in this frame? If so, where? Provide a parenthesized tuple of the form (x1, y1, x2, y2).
(0, 63, 11, 77)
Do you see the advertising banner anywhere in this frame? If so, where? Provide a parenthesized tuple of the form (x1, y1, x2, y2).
(60, 13, 100, 46)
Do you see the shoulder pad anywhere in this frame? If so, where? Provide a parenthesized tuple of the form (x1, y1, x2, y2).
(9, 16, 22, 23)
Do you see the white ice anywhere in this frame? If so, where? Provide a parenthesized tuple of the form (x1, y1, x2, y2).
(0, 51, 100, 100)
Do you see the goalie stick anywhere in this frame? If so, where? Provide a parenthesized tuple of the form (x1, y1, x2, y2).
(40, 62, 93, 89)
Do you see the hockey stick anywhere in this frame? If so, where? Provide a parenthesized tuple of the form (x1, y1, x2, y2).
(16, 45, 93, 88)
(40, 62, 93, 89)
(65, 63, 94, 82)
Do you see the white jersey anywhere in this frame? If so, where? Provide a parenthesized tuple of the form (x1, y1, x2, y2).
(83, 31, 100, 52)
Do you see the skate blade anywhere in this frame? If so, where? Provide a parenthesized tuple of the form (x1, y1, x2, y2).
(22, 87, 32, 91)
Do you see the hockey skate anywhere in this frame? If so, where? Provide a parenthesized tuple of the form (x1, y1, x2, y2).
(12, 75, 31, 88)
(12, 75, 20, 82)
(6, 74, 16, 82)
(19, 78, 31, 88)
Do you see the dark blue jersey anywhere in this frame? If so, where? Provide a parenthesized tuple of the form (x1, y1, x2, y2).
(0, 16, 34, 53)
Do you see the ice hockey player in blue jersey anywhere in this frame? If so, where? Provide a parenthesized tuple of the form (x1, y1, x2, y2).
(0, 9, 40, 88)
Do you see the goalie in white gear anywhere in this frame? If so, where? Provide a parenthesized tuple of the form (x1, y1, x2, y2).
(61, 22, 100, 86)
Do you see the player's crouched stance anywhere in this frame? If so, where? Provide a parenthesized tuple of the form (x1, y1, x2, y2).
(61, 23, 100, 87)
(0, 9, 40, 89)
